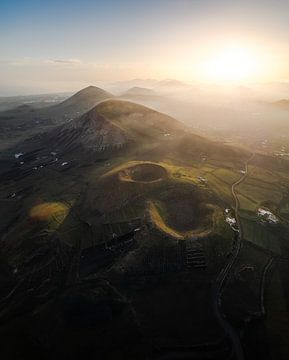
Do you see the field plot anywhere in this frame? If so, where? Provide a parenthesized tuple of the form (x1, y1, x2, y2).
(236, 164, 288, 224)
(211, 168, 240, 185)
(241, 217, 281, 254)
(248, 165, 281, 185)
(238, 194, 258, 215)
(278, 196, 289, 221)
(265, 260, 289, 360)
(205, 172, 234, 205)
(238, 182, 282, 210)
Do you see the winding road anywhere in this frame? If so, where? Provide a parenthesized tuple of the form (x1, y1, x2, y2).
(212, 153, 254, 360)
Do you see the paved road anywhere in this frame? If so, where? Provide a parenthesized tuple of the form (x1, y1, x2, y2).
(212, 153, 254, 360)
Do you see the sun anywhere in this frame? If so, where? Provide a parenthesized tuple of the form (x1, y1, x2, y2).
(202, 46, 257, 82)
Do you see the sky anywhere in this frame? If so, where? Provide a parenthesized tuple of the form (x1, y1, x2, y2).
(1, 0, 289, 95)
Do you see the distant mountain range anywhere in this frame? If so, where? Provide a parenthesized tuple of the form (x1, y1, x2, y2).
(107, 79, 193, 94)
(122, 87, 156, 96)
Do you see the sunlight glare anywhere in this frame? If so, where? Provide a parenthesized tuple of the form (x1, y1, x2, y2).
(202, 46, 257, 82)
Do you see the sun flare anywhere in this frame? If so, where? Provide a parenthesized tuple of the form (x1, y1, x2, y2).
(203, 46, 257, 82)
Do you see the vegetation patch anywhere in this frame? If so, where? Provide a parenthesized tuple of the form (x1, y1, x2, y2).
(29, 201, 69, 225)
(149, 201, 183, 239)
(241, 217, 281, 254)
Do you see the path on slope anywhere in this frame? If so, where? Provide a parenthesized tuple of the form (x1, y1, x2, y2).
(213, 153, 254, 360)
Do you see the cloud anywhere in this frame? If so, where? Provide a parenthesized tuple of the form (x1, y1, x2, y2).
(0, 58, 35, 66)
(0, 57, 83, 67)
(46, 58, 82, 65)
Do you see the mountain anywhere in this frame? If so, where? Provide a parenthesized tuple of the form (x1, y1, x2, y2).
(154, 79, 192, 92)
(122, 87, 156, 96)
(156, 79, 189, 87)
(14, 99, 187, 159)
(107, 79, 159, 93)
(119, 86, 164, 109)
(40, 99, 248, 164)
(46, 86, 114, 121)
(0, 86, 113, 123)
(0, 87, 114, 151)
(107, 79, 195, 96)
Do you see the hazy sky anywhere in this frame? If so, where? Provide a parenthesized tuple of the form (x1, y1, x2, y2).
(1, 0, 289, 95)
